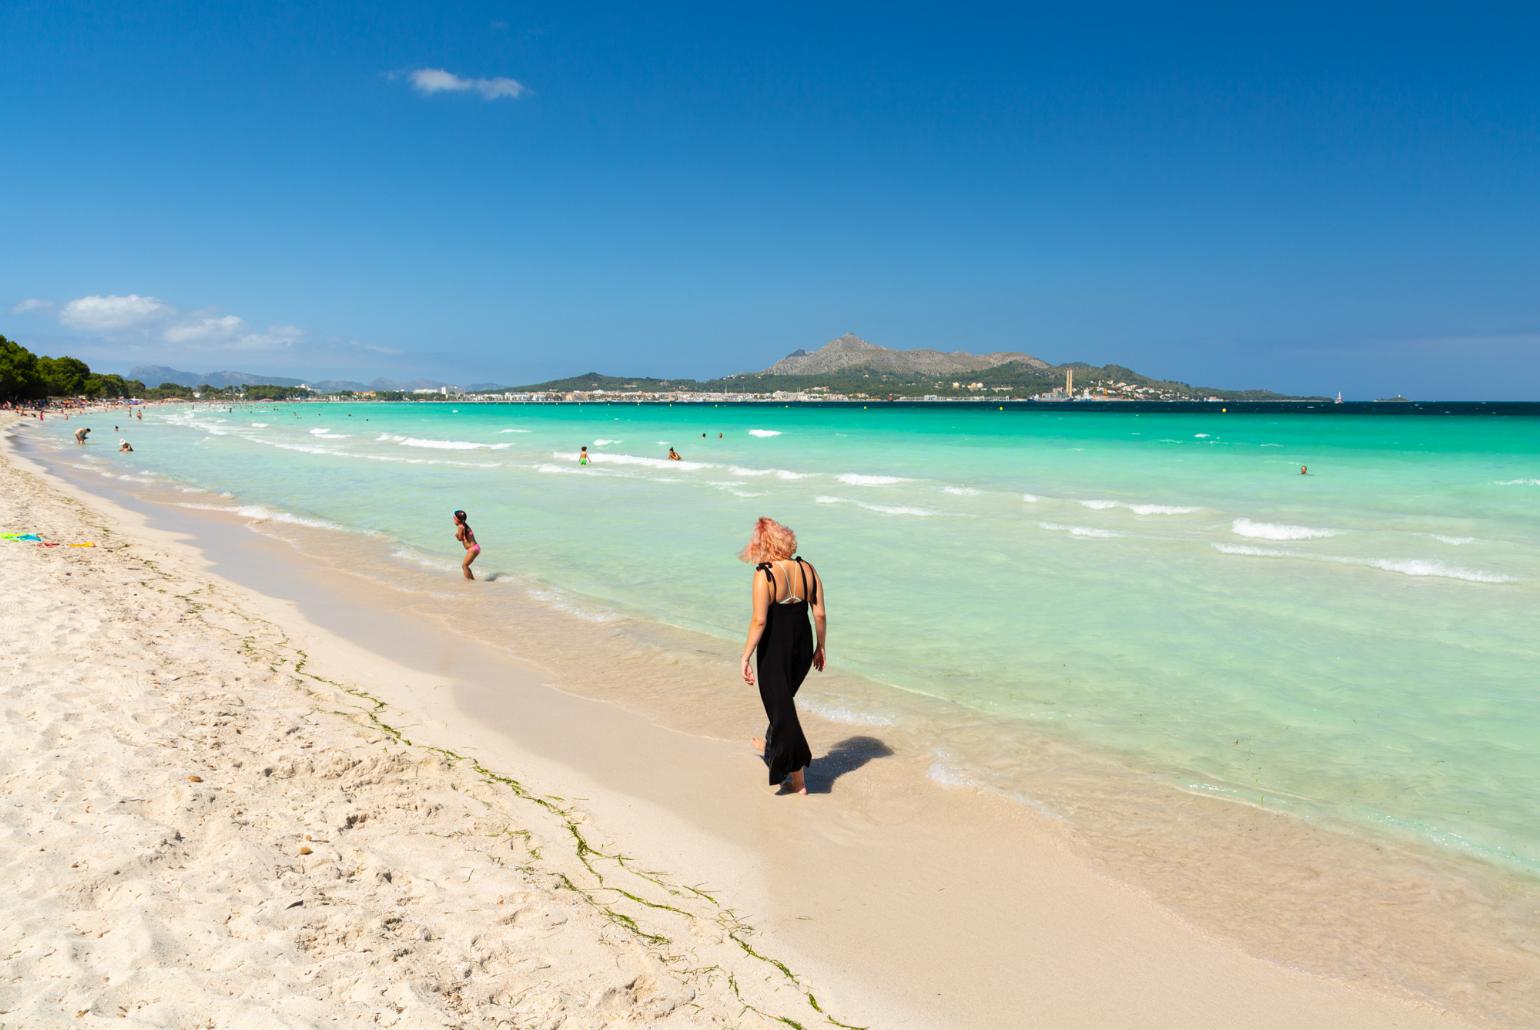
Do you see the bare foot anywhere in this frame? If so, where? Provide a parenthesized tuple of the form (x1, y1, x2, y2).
(785, 769, 808, 795)
(749, 738, 765, 756)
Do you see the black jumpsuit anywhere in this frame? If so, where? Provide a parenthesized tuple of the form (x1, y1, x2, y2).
(755, 558, 817, 785)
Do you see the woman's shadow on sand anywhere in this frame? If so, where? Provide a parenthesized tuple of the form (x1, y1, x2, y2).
(805, 735, 894, 794)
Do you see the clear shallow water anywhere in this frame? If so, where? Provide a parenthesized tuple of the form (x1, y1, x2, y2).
(47, 403, 1540, 875)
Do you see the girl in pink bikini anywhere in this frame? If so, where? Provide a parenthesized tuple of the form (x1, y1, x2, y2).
(453, 509, 480, 580)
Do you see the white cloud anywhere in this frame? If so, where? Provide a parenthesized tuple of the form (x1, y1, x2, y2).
(59, 293, 171, 330)
(9, 298, 52, 314)
(164, 314, 247, 343)
(230, 324, 305, 351)
(407, 67, 527, 101)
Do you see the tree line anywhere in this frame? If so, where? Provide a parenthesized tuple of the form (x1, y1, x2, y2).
(0, 334, 311, 402)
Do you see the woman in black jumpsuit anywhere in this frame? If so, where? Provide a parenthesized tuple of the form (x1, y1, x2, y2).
(740, 518, 826, 794)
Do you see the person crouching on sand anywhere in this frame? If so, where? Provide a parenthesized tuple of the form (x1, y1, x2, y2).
(453, 509, 480, 580)
(739, 516, 826, 796)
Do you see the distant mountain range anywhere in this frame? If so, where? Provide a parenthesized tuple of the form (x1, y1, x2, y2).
(127, 365, 453, 394)
(511, 333, 1311, 401)
(126, 334, 1311, 401)
(763, 333, 1049, 377)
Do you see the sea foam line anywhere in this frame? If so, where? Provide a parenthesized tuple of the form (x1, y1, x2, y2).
(1080, 499, 1201, 515)
(1211, 543, 1514, 583)
(748, 429, 782, 437)
(1039, 521, 1122, 538)
(377, 433, 511, 451)
(1232, 517, 1339, 541)
(837, 473, 909, 486)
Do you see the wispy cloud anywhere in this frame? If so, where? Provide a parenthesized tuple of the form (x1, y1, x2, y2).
(9, 298, 53, 315)
(163, 313, 245, 343)
(59, 293, 171, 330)
(50, 293, 314, 355)
(405, 67, 527, 101)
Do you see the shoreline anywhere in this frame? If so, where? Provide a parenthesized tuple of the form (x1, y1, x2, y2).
(6, 411, 1533, 1027)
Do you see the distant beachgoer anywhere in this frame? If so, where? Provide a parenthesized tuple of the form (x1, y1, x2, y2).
(668, 447, 682, 461)
(453, 510, 480, 580)
(739, 516, 826, 796)
(73, 427, 90, 444)
(1300, 465, 1309, 475)
(718, 433, 724, 439)
(118, 440, 133, 453)
(579, 446, 590, 466)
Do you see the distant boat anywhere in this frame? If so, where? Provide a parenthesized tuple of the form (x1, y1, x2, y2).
(1335, 391, 1343, 404)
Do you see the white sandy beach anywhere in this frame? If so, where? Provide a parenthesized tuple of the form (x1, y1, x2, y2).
(1, 412, 1523, 1028)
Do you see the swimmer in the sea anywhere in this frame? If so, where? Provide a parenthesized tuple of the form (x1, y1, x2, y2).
(579, 446, 590, 466)
(453, 509, 480, 580)
(668, 447, 682, 461)
(73, 427, 90, 444)
(1300, 465, 1309, 475)
(119, 440, 133, 453)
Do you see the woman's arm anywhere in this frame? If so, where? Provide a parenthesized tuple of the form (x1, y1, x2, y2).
(810, 567, 827, 671)
(740, 572, 770, 685)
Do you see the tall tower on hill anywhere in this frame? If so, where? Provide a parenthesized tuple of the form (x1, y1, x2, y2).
(1065, 368, 1074, 397)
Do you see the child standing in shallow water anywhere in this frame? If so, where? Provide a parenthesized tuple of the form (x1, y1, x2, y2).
(453, 510, 480, 580)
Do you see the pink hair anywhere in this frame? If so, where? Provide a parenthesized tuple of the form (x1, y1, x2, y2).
(739, 516, 797, 564)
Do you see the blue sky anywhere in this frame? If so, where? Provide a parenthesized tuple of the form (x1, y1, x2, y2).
(2, 2, 1537, 397)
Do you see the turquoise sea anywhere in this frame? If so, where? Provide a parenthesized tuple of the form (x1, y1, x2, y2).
(39, 402, 1540, 876)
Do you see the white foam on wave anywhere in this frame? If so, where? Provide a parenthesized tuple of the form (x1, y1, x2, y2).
(862, 503, 939, 517)
(1194, 433, 1211, 439)
(591, 438, 620, 446)
(1021, 493, 1042, 503)
(391, 546, 445, 571)
(526, 586, 620, 623)
(309, 427, 350, 439)
(250, 422, 269, 428)
(1496, 478, 1540, 486)
(1213, 543, 1291, 558)
(801, 700, 897, 727)
(927, 751, 1062, 818)
(1212, 543, 1514, 583)
(816, 495, 937, 516)
(534, 462, 587, 475)
(175, 502, 341, 530)
(1232, 517, 1338, 541)
(1039, 521, 1123, 538)
(837, 473, 908, 486)
(377, 433, 510, 451)
(498, 428, 531, 434)
(748, 429, 782, 437)
(1080, 499, 1201, 515)
(1367, 559, 1515, 584)
(1432, 535, 1475, 545)
(943, 486, 981, 497)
